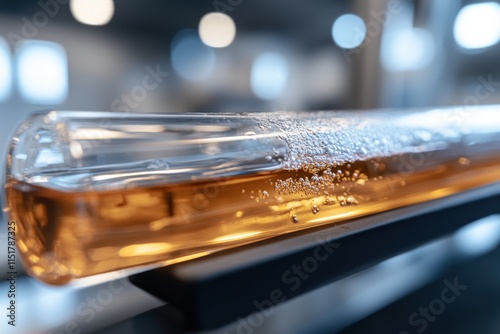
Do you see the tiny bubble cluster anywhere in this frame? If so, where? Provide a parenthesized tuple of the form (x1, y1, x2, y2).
(147, 159, 170, 170)
(249, 110, 452, 222)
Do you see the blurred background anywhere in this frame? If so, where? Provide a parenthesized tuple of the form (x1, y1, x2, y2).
(2, 0, 500, 333)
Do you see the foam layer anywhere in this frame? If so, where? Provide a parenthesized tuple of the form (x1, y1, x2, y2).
(255, 110, 455, 172)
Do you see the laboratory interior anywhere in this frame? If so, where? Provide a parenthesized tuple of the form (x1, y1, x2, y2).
(1, 1, 500, 333)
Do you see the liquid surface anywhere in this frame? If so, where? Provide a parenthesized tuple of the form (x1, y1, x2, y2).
(7, 154, 500, 284)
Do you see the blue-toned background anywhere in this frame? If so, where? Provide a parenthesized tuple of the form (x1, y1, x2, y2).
(2, 1, 500, 333)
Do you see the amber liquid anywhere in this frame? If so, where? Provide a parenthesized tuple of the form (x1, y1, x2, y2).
(6, 154, 500, 285)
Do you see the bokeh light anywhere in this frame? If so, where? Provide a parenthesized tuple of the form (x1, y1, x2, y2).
(381, 28, 435, 71)
(250, 52, 289, 100)
(70, 0, 115, 26)
(17, 40, 68, 104)
(171, 29, 216, 82)
(453, 2, 500, 49)
(199, 12, 236, 48)
(332, 14, 366, 49)
(0, 38, 12, 101)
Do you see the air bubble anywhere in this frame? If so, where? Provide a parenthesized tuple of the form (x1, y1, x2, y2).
(458, 157, 470, 166)
(324, 197, 336, 205)
(203, 145, 221, 155)
(346, 196, 358, 205)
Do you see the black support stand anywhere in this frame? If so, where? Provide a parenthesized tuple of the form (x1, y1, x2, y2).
(130, 183, 500, 330)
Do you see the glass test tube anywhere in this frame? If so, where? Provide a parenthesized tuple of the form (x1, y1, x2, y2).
(5, 106, 500, 284)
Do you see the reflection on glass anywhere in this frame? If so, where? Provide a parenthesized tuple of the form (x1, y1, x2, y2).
(454, 215, 500, 256)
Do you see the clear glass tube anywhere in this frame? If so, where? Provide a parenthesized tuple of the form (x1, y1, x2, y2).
(5, 106, 500, 284)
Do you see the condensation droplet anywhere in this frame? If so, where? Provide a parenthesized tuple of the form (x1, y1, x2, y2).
(44, 111, 59, 123)
(265, 155, 273, 161)
(147, 159, 170, 170)
(203, 145, 221, 155)
(291, 214, 299, 224)
(311, 205, 320, 214)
